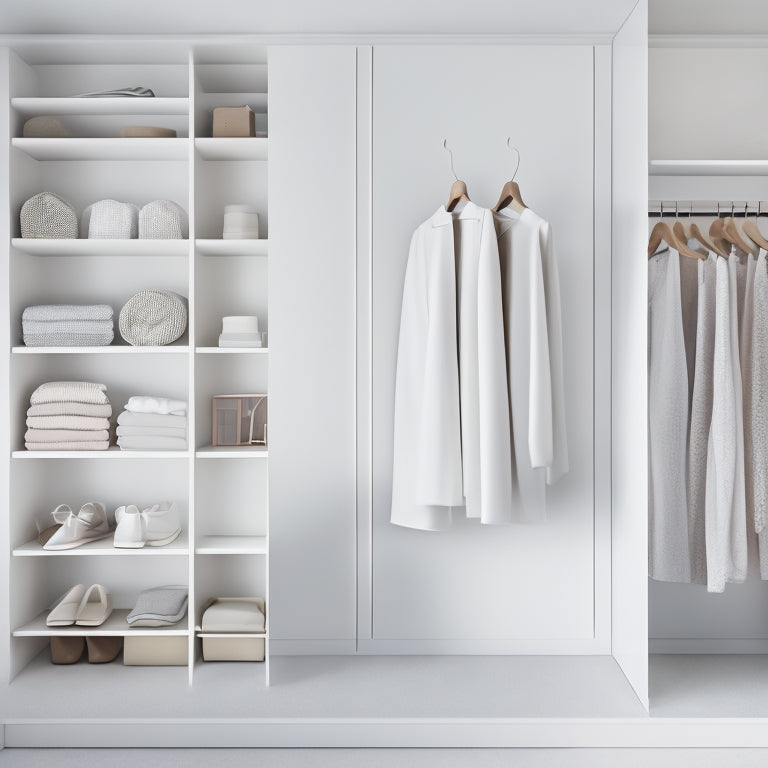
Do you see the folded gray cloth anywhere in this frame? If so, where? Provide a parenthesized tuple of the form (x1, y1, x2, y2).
(117, 411, 186, 429)
(26, 415, 110, 430)
(27, 402, 112, 418)
(23, 331, 114, 347)
(26, 441, 109, 451)
(30, 381, 108, 406)
(22, 305, 113, 322)
(127, 586, 188, 627)
(117, 435, 187, 450)
(25, 428, 110, 443)
(116, 425, 186, 438)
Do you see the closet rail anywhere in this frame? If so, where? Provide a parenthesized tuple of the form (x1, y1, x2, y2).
(649, 200, 768, 217)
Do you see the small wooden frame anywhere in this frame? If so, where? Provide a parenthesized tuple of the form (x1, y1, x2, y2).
(211, 394, 268, 447)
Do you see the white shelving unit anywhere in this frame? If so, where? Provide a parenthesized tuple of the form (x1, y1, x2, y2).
(4, 43, 270, 698)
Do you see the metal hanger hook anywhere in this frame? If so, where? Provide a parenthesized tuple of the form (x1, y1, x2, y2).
(505, 137, 521, 182)
(442, 139, 459, 182)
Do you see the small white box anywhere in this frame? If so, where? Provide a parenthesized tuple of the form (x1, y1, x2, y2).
(199, 597, 266, 662)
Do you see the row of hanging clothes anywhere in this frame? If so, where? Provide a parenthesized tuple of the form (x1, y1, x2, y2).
(390, 140, 568, 531)
(648, 201, 768, 593)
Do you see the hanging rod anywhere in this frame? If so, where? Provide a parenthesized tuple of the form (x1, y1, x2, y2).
(649, 200, 768, 217)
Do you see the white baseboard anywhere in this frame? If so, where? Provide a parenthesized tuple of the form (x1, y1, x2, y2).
(355, 637, 609, 655)
(650, 638, 768, 654)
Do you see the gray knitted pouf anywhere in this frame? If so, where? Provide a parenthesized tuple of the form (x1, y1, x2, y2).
(139, 200, 188, 239)
(119, 290, 188, 346)
(83, 199, 139, 239)
(20, 192, 78, 239)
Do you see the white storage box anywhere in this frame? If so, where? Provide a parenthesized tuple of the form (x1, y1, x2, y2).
(123, 635, 188, 666)
(198, 597, 265, 662)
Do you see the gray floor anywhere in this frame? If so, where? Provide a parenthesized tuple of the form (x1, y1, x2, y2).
(2, 748, 768, 767)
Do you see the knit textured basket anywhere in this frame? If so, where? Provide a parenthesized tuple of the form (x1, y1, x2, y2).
(20, 192, 78, 239)
(139, 200, 188, 239)
(119, 290, 188, 346)
(83, 199, 139, 239)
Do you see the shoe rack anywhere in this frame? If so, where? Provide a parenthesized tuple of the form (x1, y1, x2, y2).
(3, 41, 270, 690)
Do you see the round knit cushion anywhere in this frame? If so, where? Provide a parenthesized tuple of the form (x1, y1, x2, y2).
(119, 290, 188, 346)
(139, 200, 187, 239)
(20, 192, 78, 239)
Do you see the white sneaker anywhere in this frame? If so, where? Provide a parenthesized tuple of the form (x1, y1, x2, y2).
(44, 503, 111, 550)
(114, 501, 181, 548)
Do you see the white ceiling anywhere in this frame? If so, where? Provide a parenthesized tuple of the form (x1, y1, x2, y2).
(0, 0, 638, 36)
(650, 0, 768, 34)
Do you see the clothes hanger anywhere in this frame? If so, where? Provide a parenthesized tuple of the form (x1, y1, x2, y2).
(708, 203, 731, 259)
(678, 201, 728, 258)
(742, 201, 768, 251)
(648, 202, 706, 260)
(493, 138, 526, 214)
(712, 201, 754, 254)
(443, 139, 470, 212)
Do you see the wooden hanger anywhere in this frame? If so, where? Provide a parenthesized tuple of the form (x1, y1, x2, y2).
(675, 203, 728, 258)
(649, 204, 706, 260)
(493, 138, 526, 214)
(711, 202, 753, 255)
(742, 202, 768, 251)
(443, 140, 470, 212)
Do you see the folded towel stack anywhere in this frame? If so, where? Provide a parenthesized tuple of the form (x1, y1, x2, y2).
(22, 305, 114, 347)
(25, 382, 112, 450)
(116, 396, 187, 451)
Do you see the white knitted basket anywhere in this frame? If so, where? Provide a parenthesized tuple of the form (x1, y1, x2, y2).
(83, 199, 139, 239)
(139, 200, 188, 239)
(20, 192, 78, 239)
(119, 290, 188, 346)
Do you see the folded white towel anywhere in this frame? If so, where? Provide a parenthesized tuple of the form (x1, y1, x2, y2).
(23, 331, 114, 347)
(26, 415, 111, 431)
(22, 305, 113, 322)
(116, 411, 186, 429)
(116, 425, 186, 438)
(117, 435, 187, 450)
(30, 381, 109, 406)
(25, 428, 110, 443)
(27, 402, 112, 418)
(124, 396, 186, 416)
(26, 441, 109, 451)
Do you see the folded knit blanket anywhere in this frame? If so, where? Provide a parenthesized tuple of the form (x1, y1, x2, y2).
(26, 441, 109, 451)
(26, 415, 110, 431)
(117, 411, 186, 428)
(25, 428, 110, 443)
(116, 425, 186, 438)
(23, 330, 114, 347)
(127, 586, 188, 627)
(30, 381, 109, 406)
(27, 402, 112, 418)
(117, 435, 187, 450)
(22, 305, 114, 322)
(125, 396, 186, 415)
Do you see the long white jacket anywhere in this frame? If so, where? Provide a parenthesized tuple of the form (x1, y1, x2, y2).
(390, 200, 513, 529)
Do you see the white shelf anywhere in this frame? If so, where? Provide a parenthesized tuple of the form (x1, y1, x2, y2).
(12, 137, 189, 161)
(13, 446, 190, 459)
(11, 96, 190, 117)
(13, 609, 189, 637)
(195, 346, 267, 354)
(12, 345, 190, 355)
(196, 535, 267, 555)
(11, 238, 189, 257)
(649, 159, 768, 176)
(195, 137, 268, 161)
(195, 446, 269, 459)
(13, 532, 189, 557)
(195, 238, 268, 256)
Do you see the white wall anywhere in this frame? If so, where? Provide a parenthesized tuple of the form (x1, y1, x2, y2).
(366, 45, 600, 650)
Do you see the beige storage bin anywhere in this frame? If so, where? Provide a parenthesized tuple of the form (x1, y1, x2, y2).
(123, 635, 188, 666)
(199, 597, 266, 662)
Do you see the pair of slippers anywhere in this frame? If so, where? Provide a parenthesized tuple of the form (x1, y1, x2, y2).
(47, 584, 112, 627)
(50, 635, 123, 664)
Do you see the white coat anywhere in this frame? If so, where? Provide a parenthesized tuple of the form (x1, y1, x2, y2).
(494, 207, 568, 522)
(390, 200, 513, 529)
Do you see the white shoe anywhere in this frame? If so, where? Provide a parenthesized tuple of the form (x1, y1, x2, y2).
(114, 501, 181, 548)
(47, 584, 86, 626)
(75, 584, 113, 626)
(43, 503, 111, 550)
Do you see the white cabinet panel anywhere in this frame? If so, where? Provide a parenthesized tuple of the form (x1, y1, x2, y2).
(370, 45, 596, 644)
(268, 46, 357, 644)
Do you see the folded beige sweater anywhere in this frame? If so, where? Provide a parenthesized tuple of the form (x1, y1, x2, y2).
(26, 415, 111, 431)
(27, 402, 112, 418)
(30, 381, 109, 406)
(25, 428, 110, 443)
